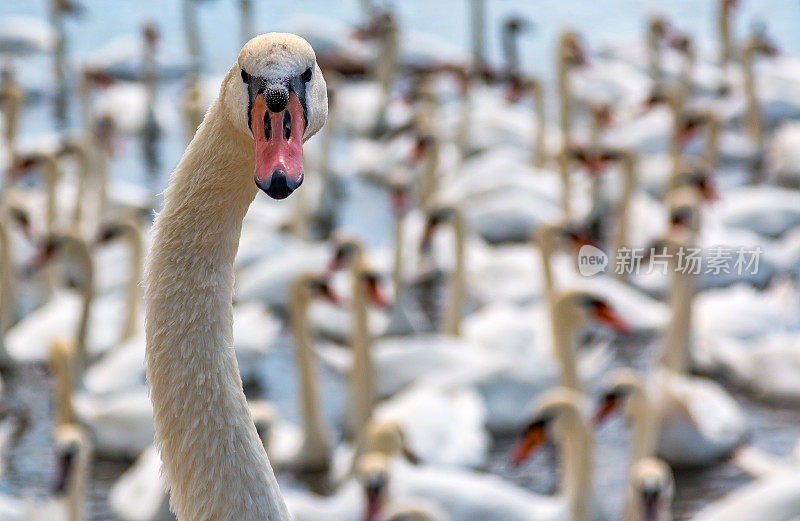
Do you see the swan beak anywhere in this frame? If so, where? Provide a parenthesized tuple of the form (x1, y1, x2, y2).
(511, 422, 546, 467)
(363, 483, 385, 521)
(593, 393, 621, 425)
(53, 447, 76, 494)
(642, 488, 660, 521)
(699, 179, 720, 202)
(27, 239, 60, 276)
(594, 303, 631, 334)
(251, 91, 306, 200)
(365, 274, 392, 309)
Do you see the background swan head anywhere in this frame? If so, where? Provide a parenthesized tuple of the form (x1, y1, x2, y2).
(511, 387, 586, 467)
(552, 289, 632, 335)
(357, 452, 392, 521)
(593, 367, 643, 424)
(628, 457, 674, 521)
(671, 163, 718, 202)
(220, 32, 327, 199)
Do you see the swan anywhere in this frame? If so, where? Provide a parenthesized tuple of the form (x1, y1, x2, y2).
(435, 289, 627, 434)
(268, 273, 336, 476)
(50, 338, 154, 459)
(594, 367, 745, 467)
(625, 457, 674, 521)
(509, 387, 603, 521)
(5, 230, 141, 366)
(315, 256, 490, 466)
(287, 389, 593, 521)
(143, 33, 327, 521)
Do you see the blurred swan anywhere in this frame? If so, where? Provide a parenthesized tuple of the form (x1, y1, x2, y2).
(288, 389, 594, 521)
(625, 458, 674, 521)
(0, 15, 56, 56)
(595, 367, 745, 468)
(688, 470, 800, 521)
(5, 230, 141, 366)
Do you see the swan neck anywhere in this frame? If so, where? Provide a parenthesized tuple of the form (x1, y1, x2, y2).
(469, 0, 486, 69)
(70, 145, 90, 227)
(182, 0, 201, 64)
(551, 305, 580, 389)
(647, 25, 662, 84)
(347, 265, 374, 440)
(557, 405, 594, 521)
(392, 216, 404, 300)
(0, 221, 13, 332)
(742, 45, 762, 146)
(121, 226, 144, 342)
(629, 390, 657, 462)
(557, 40, 573, 150)
(613, 154, 636, 265)
(288, 282, 331, 469)
(145, 95, 291, 521)
(661, 251, 694, 373)
(443, 213, 465, 336)
(532, 83, 546, 167)
(68, 238, 94, 374)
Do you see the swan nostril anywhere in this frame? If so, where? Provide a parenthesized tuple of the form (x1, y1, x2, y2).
(265, 85, 289, 113)
(263, 107, 271, 140)
(283, 111, 291, 140)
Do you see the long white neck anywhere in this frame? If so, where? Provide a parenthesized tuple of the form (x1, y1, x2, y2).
(288, 280, 330, 471)
(120, 224, 144, 342)
(443, 213, 465, 337)
(612, 153, 636, 269)
(0, 219, 13, 332)
(551, 302, 580, 390)
(661, 241, 693, 373)
(346, 267, 374, 440)
(555, 400, 594, 521)
(531, 82, 546, 168)
(144, 86, 291, 521)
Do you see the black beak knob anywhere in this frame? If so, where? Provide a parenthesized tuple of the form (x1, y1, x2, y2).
(256, 168, 303, 200)
(265, 85, 289, 113)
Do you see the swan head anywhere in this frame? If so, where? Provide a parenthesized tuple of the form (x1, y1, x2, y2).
(512, 387, 586, 467)
(672, 163, 718, 202)
(629, 458, 674, 521)
(593, 368, 643, 424)
(558, 30, 588, 67)
(327, 236, 364, 271)
(363, 418, 418, 462)
(53, 423, 91, 497)
(553, 290, 631, 334)
(357, 453, 391, 521)
(223, 33, 327, 200)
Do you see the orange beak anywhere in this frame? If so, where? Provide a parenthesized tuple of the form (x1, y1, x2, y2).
(594, 304, 631, 334)
(593, 393, 621, 425)
(511, 424, 546, 467)
(251, 92, 306, 199)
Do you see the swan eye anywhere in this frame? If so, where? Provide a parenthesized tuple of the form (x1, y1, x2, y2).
(241, 69, 249, 83)
(302, 67, 312, 83)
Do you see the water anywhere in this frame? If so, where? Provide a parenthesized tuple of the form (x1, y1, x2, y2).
(4, 1, 800, 519)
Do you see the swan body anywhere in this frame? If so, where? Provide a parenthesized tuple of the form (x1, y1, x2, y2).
(0, 15, 56, 55)
(690, 471, 800, 521)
